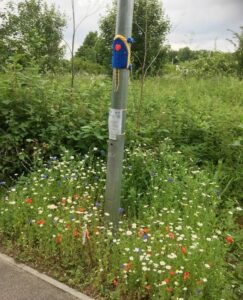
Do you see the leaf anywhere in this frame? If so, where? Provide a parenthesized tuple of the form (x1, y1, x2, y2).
(231, 140, 242, 147)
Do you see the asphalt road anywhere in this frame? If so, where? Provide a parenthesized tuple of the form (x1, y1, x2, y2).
(0, 256, 78, 300)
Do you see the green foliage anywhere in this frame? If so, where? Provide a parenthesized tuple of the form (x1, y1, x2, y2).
(0, 64, 109, 179)
(75, 31, 99, 63)
(167, 47, 212, 64)
(0, 67, 242, 299)
(0, 145, 239, 299)
(73, 57, 107, 75)
(181, 52, 237, 78)
(0, 70, 242, 202)
(128, 76, 243, 199)
(99, 0, 170, 75)
(232, 26, 243, 79)
(0, 0, 66, 72)
(177, 47, 194, 62)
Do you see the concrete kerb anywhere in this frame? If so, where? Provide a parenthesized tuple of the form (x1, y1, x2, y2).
(0, 252, 95, 300)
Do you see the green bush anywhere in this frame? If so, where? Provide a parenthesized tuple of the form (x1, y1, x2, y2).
(0, 64, 109, 179)
(0, 67, 242, 202)
(73, 57, 107, 75)
(128, 76, 243, 199)
(181, 52, 237, 78)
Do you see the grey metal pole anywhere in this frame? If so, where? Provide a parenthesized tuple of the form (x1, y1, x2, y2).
(104, 0, 134, 225)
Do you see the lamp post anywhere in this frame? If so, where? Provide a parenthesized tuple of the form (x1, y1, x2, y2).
(104, 0, 134, 225)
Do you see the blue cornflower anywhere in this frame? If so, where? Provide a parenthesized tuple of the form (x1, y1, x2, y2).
(69, 215, 75, 221)
(167, 177, 174, 183)
(50, 156, 57, 161)
(143, 234, 148, 241)
(195, 289, 203, 295)
(119, 207, 125, 214)
(100, 150, 106, 157)
(94, 176, 99, 181)
(150, 171, 157, 177)
(41, 174, 48, 179)
(215, 189, 221, 197)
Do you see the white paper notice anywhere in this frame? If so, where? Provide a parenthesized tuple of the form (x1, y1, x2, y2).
(109, 108, 123, 140)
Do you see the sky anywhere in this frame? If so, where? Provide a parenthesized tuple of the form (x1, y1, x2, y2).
(0, 0, 242, 57)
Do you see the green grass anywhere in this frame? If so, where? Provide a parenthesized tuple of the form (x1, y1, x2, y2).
(128, 76, 243, 198)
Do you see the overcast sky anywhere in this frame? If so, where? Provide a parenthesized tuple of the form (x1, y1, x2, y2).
(1, 0, 242, 56)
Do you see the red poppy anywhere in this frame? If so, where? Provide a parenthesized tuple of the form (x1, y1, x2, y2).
(143, 227, 149, 234)
(164, 278, 170, 284)
(61, 199, 67, 205)
(66, 223, 71, 229)
(123, 261, 132, 272)
(168, 232, 175, 239)
(73, 194, 79, 200)
(225, 236, 234, 244)
(145, 284, 152, 290)
(166, 287, 173, 293)
(78, 208, 85, 213)
(181, 246, 187, 254)
(183, 272, 190, 281)
(25, 198, 33, 204)
(55, 234, 63, 244)
(112, 278, 119, 287)
(169, 271, 175, 276)
(139, 227, 149, 236)
(73, 229, 79, 238)
(36, 219, 45, 226)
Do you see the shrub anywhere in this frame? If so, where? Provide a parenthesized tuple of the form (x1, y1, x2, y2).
(0, 64, 109, 179)
(181, 52, 237, 78)
(73, 57, 107, 75)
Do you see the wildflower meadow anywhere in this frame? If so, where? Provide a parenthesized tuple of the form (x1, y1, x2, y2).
(0, 140, 241, 299)
(0, 0, 242, 298)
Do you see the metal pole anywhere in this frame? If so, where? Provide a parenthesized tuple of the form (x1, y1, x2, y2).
(104, 0, 134, 225)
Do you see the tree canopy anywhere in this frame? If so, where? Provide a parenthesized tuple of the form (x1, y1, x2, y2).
(75, 31, 99, 63)
(98, 0, 170, 75)
(0, 0, 66, 72)
(233, 26, 243, 79)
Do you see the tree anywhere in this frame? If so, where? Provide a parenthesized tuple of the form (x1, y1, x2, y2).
(99, 0, 170, 132)
(233, 27, 243, 79)
(99, 0, 170, 76)
(0, 0, 66, 72)
(69, 0, 103, 88)
(75, 31, 99, 63)
(177, 47, 193, 62)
